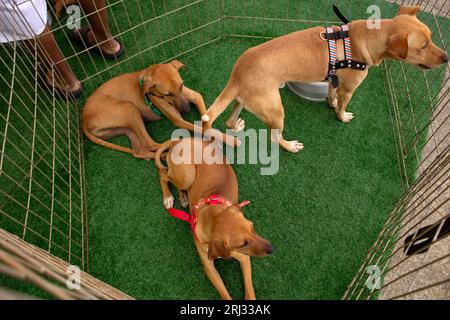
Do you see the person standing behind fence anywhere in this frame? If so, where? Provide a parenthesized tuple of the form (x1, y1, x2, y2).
(0, 0, 125, 98)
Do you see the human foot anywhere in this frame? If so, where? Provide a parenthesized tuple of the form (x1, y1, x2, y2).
(70, 25, 124, 59)
(45, 69, 83, 98)
(86, 29, 121, 56)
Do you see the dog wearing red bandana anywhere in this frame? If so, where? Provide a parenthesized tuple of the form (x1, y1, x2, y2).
(155, 137, 272, 300)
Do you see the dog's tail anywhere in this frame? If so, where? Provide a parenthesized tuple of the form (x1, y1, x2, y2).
(82, 121, 137, 157)
(155, 139, 179, 170)
(205, 81, 239, 125)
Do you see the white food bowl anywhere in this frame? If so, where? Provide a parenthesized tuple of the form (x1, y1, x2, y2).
(286, 81, 328, 101)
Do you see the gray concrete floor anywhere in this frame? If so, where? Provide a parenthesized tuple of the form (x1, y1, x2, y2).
(379, 75, 449, 299)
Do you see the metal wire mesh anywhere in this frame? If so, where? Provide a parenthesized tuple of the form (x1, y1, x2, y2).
(0, 228, 133, 299)
(0, 0, 448, 299)
(344, 0, 450, 300)
(0, 28, 87, 272)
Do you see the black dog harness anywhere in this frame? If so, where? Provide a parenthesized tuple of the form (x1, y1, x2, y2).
(323, 24, 368, 88)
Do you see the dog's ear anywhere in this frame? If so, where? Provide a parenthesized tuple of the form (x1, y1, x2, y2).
(397, 5, 420, 16)
(141, 74, 156, 94)
(386, 34, 409, 60)
(169, 59, 185, 70)
(208, 240, 230, 260)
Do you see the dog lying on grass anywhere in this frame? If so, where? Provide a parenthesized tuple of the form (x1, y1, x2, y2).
(83, 60, 236, 159)
(155, 137, 272, 300)
(203, 6, 448, 153)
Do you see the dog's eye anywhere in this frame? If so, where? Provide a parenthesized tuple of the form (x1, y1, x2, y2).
(163, 92, 173, 97)
(421, 42, 429, 50)
(239, 240, 248, 248)
(149, 92, 164, 99)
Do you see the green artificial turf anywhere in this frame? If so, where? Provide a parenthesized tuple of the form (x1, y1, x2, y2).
(83, 40, 404, 299)
(1, 0, 448, 299)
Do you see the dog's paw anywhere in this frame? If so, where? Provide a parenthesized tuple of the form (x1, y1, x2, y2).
(233, 118, 245, 132)
(284, 140, 304, 153)
(163, 195, 174, 209)
(202, 120, 213, 130)
(179, 192, 188, 208)
(225, 118, 245, 132)
(338, 112, 354, 123)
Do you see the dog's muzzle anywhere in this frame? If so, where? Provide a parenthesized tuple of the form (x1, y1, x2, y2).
(179, 96, 191, 113)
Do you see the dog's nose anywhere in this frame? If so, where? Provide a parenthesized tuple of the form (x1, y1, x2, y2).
(265, 244, 273, 254)
(443, 53, 449, 63)
(180, 99, 191, 113)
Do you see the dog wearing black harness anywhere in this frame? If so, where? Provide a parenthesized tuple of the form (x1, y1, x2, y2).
(203, 5, 448, 153)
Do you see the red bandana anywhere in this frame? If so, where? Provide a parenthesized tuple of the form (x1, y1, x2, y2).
(167, 195, 250, 241)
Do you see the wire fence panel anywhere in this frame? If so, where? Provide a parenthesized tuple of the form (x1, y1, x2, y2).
(0, 42, 87, 271)
(344, 0, 449, 300)
(0, 228, 132, 299)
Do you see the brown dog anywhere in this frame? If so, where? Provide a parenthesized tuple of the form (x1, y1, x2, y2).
(83, 60, 213, 159)
(155, 137, 272, 300)
(204, 6, 448, 153)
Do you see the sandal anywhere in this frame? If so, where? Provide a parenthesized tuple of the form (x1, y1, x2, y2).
(37, 62, 84, 99)
(69, 25, 125, 60)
